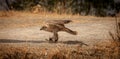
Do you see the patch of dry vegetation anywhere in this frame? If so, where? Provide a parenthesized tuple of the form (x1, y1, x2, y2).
(0, 11, 120, 59)
(0, 41, 119, 59)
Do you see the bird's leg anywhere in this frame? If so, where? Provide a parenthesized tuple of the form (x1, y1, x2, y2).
(49, 32, 58, 42)
(50, 31, 58, 42)
(53, 32, 58, 42)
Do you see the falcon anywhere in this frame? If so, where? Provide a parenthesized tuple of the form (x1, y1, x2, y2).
(40, 20, 77, 42)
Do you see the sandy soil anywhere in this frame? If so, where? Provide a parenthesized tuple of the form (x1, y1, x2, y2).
(0, 17, 117, 47)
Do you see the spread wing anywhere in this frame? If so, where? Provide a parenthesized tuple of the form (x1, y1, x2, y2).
(41, 20, 72, 29)
(46, 20, 72, 25)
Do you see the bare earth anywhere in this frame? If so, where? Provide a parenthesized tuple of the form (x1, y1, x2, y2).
(0, 13, 120, 59)
(0, 15, 117, 47)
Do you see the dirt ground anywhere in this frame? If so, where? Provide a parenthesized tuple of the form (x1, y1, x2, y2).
(0, 12, 120, 59)
(0, 12, 118, 46)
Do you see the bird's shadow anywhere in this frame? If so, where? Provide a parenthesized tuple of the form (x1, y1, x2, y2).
(0, 39, 88, 46)
(0, 39, 46, 43)
(61, 40, 88, 46)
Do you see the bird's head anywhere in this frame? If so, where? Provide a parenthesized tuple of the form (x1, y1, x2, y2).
(40, 26, 47, 30)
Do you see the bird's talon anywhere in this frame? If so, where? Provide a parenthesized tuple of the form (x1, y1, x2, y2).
(45, 37, 53, 41)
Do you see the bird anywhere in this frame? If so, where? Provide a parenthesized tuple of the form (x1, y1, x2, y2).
(40, 20, 77, 42)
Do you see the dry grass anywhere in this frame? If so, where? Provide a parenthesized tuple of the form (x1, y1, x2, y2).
(0, 11, 120, 59)
(0, 42, 119, 59)
(108, 16, 120, 59)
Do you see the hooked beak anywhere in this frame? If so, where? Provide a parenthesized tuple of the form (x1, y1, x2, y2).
(40, 26, 46, 30)
(40, 27, 44, 30)
(40, 28, 43, 30)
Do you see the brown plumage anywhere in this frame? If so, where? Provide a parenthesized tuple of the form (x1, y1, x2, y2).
(40, 20, 77, 42)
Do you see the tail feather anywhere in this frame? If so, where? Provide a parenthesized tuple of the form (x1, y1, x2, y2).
(62, 20, 72, 24)
(64, 28, 77, 35)
(50, 20, 72, 24)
